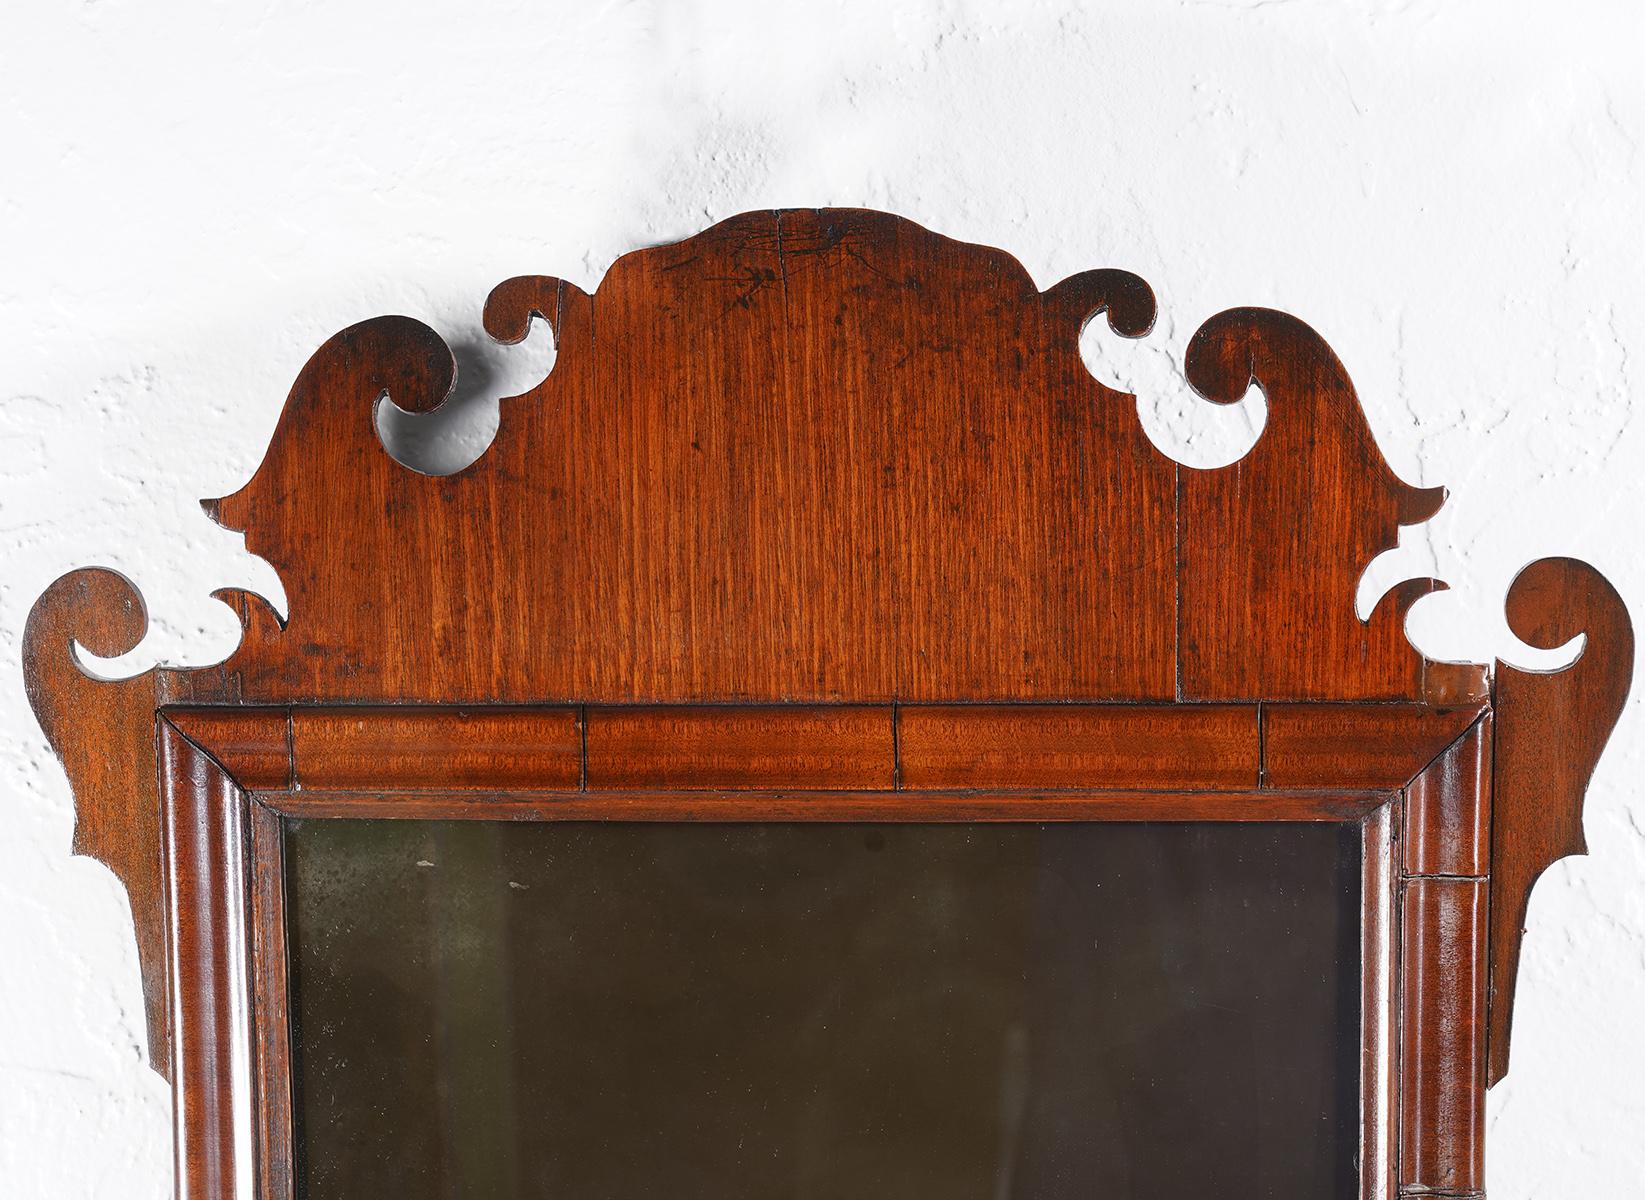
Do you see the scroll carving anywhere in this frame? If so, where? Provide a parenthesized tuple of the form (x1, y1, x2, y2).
(202, 210, 1178, 703)
(22, 570, 287, 1072)
(1178, 307, 1447, 700)
(23, 568, 170, 1069)
(1488, 556, 1633, 1084)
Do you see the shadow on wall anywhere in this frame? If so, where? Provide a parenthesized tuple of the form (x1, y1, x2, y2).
(375, 322, 556, 476)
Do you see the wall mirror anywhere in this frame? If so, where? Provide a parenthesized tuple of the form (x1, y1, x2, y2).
(25, 209, 1631, 1199)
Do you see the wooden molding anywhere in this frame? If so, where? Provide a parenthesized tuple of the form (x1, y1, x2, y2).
(158, 716, 256, 1198)
(247, 800, 293, 1200)
(897, 704, 1259, 790)
(1263, 702, 1484, 790)
(291, 707, 581, 791)
(161, 701, 1495, 799)
(260, 786, 1390, 824)
(585, 705, 893, 791)
(1404, 715, 1491, 879)
(1396, 723, 1492, 1197)
(1400, 877, 1487, 1195)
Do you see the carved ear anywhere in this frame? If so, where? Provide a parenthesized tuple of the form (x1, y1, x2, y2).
(24, 566, 149, 672)
(21, 570, 293, 1076)
(1489, 557, 1633, 1085)
(203, 315, 458, 534)
(22, 568, 171, 1073)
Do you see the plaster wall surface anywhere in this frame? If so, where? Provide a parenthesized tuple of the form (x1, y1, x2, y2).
(2, 1, 1642, 1194)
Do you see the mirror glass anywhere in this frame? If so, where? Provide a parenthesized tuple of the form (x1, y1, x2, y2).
(285, 819, 1362, 1200)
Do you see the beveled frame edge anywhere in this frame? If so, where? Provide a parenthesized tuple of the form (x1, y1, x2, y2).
(158, 703, 1496, 1200)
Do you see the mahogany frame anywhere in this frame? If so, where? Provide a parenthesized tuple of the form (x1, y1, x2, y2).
(162, 701, 1487, 1200)
(23, 209, 1633, 1198)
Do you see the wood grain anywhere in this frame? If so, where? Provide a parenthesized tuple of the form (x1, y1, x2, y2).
(1489, 557, 1633, 1084)
(22, 568, 170, 1070)
(167, 706, 291, 790)
(897, 703, 1258, 789)
(157, 701, 1459, 798)
(1262, 702, 1484, 790)
(1404, 715, 1491, 879)
(290, 706, 581, 791)
(21, 210, 1631, 1194)
(1362, 802, 1398, 1200)
(585, 705, 892, 790)
(249, 801, 294, 1200)
(26, 213, 1524, 1074)
(203, 210, 1174, 704)
(159, 717, 256, 1199)
(1400, 877, 1487, 1194)
(1177, 309, 1447, 700)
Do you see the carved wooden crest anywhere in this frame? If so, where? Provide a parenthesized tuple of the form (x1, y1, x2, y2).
(24, 210, 1632, 1188)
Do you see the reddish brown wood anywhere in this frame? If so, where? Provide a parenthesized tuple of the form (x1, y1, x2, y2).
(1489, 557, 1634, 1085)
(1362, 802, 1398, 1200)
(897, 703, 1258, 789)
(159, 717, 256, 1199)
(236, 775, 1403, 1199)
(1177, 309, 1447, 701)
(1263, 702, 1483, 790)
(249, 801, 294, 1200)
(99, 211, 1471, 712)
(585, 705, 892, 790)
(22, 568, 171, 1070)
(25, 212, 1538, 1079)
(289, 706, 581, 791)
(1392, 716, 1493, 1198)
(160, 700, 1486, 1195)
(158, 700, 1478, 807)
(1422, 659, 1493, 708)
(21, 209, 1633, 1195)
(1399, 877, 1487, 1195)
(1405, 715, 1491, 879)
(167, 706, 291, 790)
(201, 210, 1173, 705)
(21, 578, 281, 1074)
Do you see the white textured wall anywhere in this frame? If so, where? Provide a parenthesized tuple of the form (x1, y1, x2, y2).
(3, 1, 1642, 1194)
